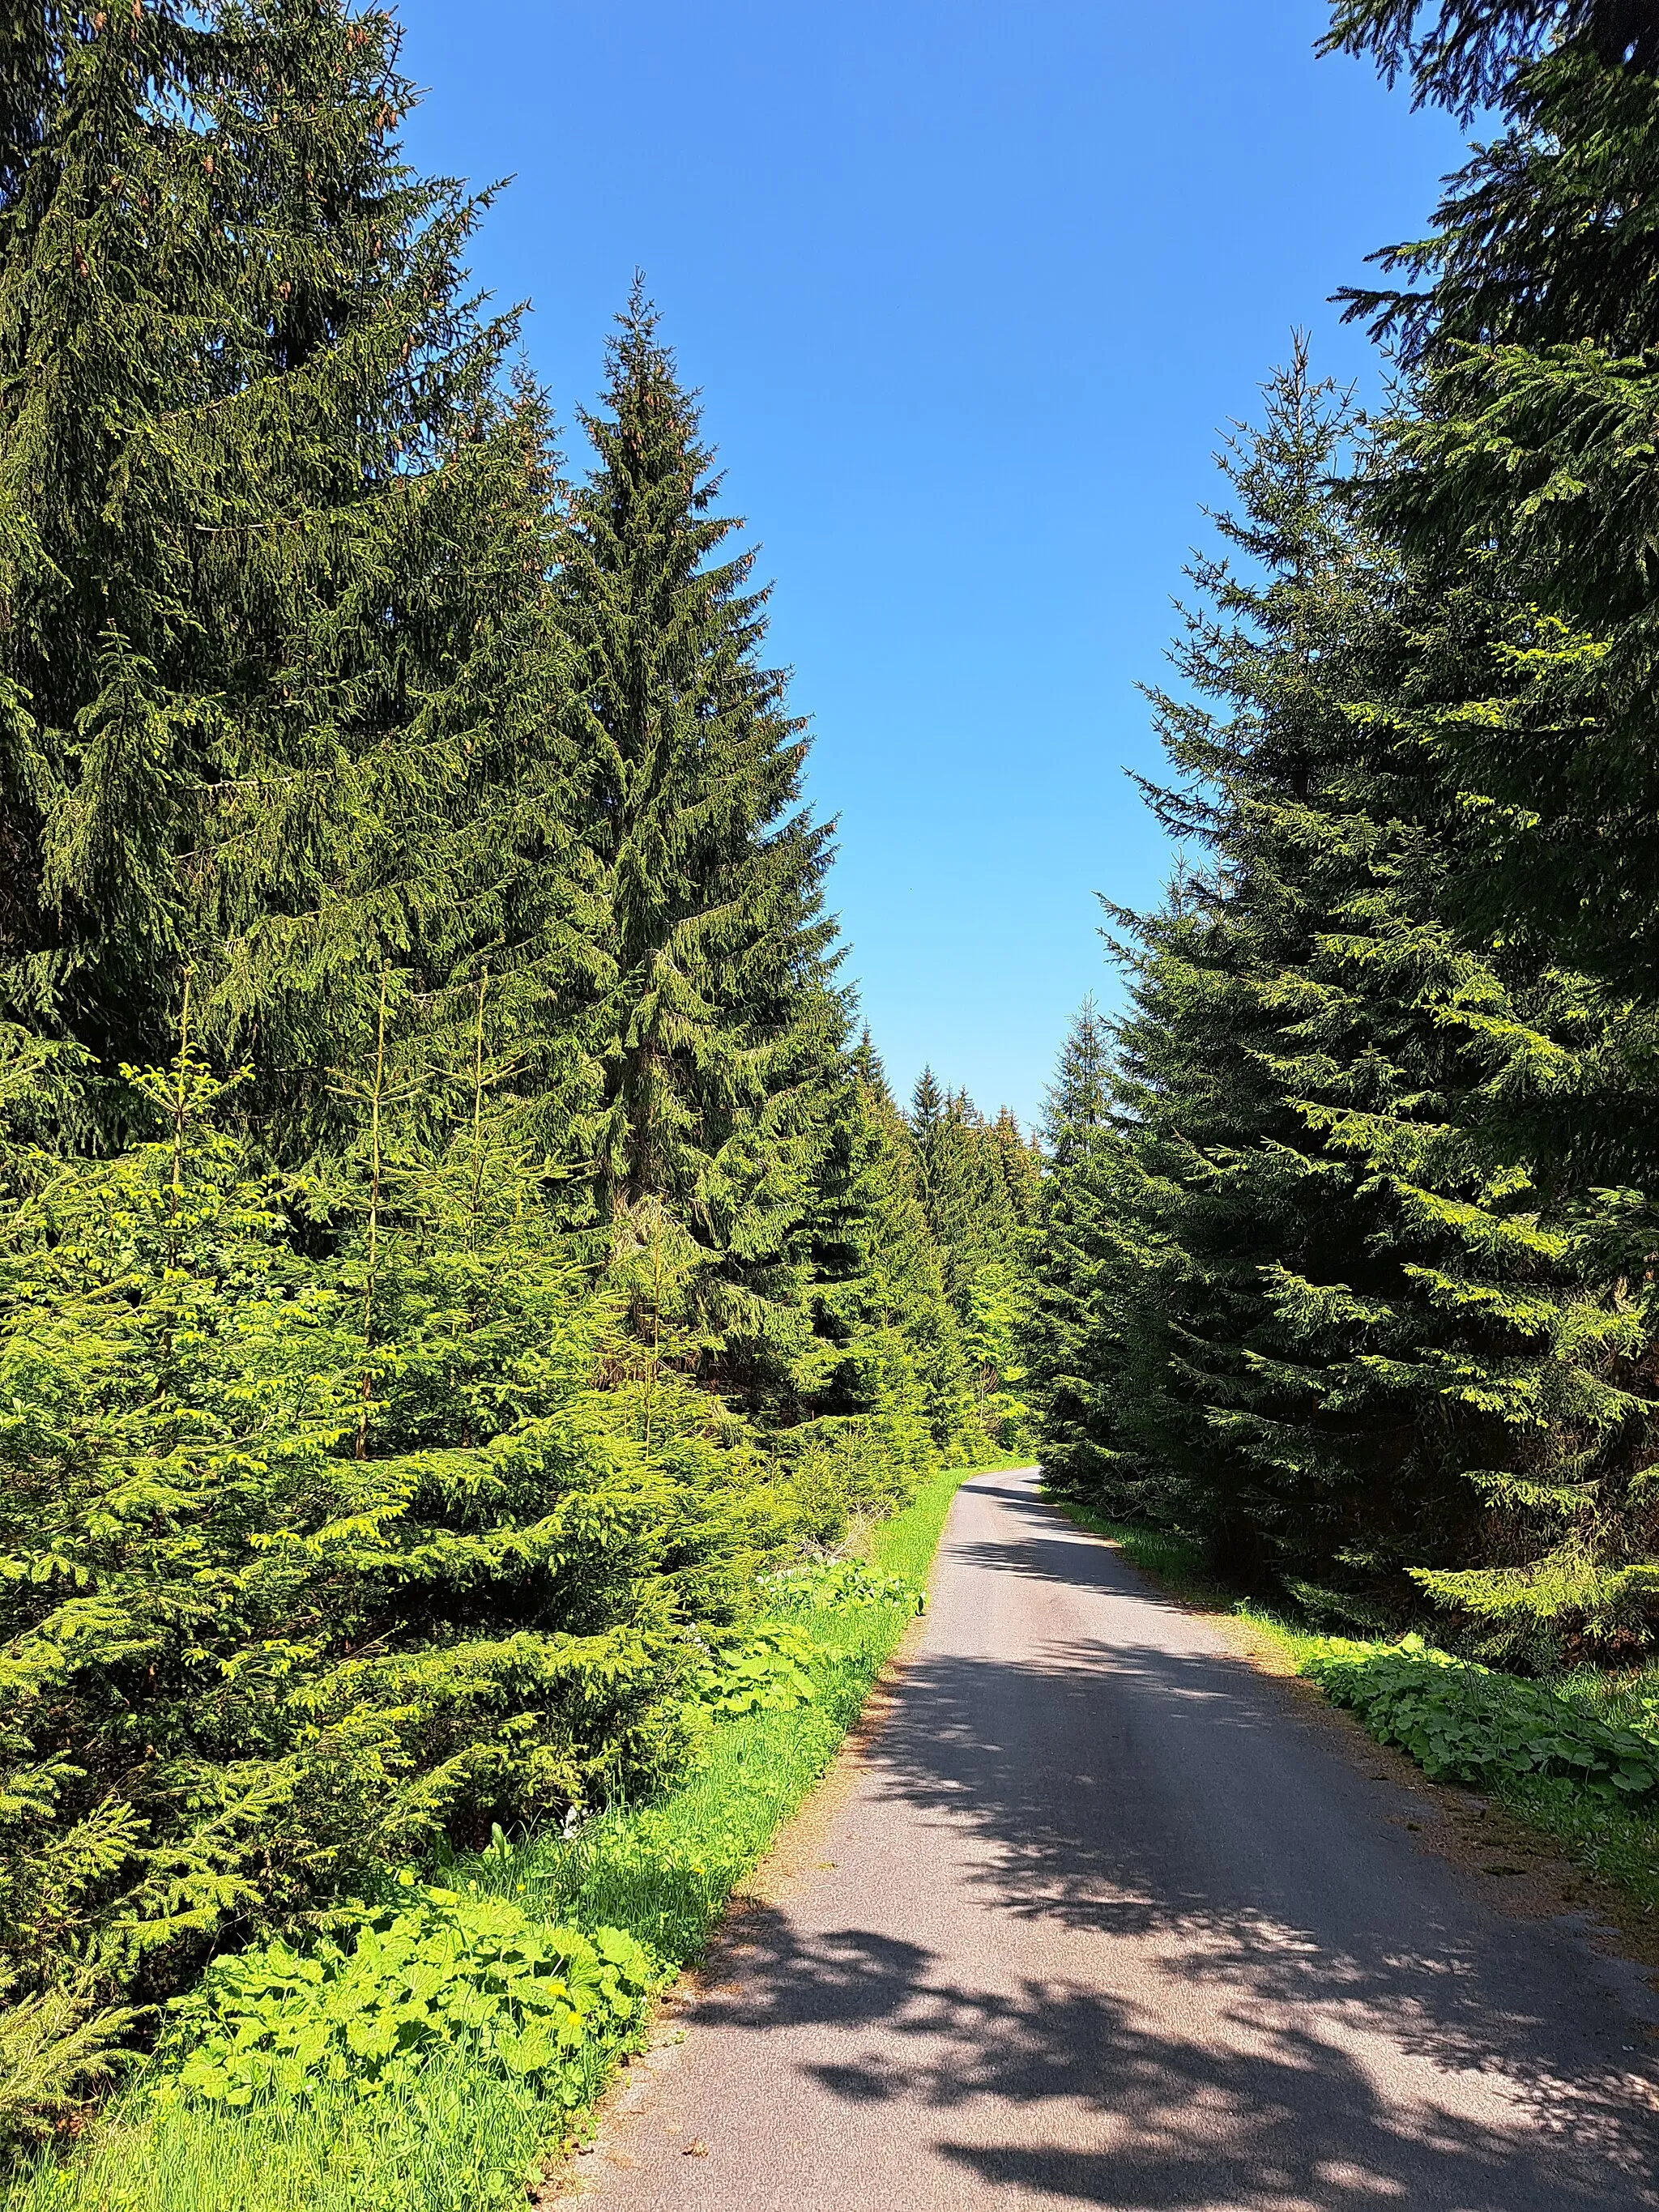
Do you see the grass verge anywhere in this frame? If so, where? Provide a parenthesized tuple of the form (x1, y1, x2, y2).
(1047, 1490, 1659, 1930)
(4, 1460, 990, 2212)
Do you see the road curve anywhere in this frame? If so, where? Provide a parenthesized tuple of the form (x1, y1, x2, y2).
(571, 1468, 1659, 2211)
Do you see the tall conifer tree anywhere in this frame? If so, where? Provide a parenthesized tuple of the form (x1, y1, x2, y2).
(907, 1070, 1034, 1446)
(1026, 1002, 1124, 1490)
(803, 1032, 975, 1472)
(557, 288, 842, 1401)
(1324, 1, 1659, 1018)
(0, 0, 569, 1144)
(1053, 356, 1522, 1596)
(1313, 0, 1659, 1644)
(1043, 335, 1659, 1643)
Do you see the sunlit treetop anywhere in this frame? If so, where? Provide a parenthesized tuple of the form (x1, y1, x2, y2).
(1321, 0, 1658, 116)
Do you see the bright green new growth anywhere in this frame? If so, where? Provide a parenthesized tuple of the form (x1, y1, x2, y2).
(1, 1462, 980, 2212)
(159, 1884, 651, 2108)
(0, 1024, 722, 2136)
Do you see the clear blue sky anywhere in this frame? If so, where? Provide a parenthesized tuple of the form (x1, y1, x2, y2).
(390, 0, 1466, 1129)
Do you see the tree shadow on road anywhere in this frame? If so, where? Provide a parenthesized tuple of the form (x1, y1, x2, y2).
(680, 1555, 1659, 2210)
(690, 1896, 1653, 2209)
(949, 1482, 1196, 1612)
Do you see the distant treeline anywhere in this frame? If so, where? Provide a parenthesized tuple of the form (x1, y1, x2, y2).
(0, 2, 1038, 2141)
(1027, 0, 1659, 1667)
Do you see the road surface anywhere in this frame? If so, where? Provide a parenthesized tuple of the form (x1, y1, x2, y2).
(571, 1467, 1659, 2210)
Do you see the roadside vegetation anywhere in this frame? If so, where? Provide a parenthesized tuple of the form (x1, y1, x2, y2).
(1026, 0, 1659, 1944)
(2, 1463, 991, 2211)
(0, 0, 1041, 2181)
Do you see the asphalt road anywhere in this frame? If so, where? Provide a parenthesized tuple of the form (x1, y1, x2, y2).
(572, 1467, 1659, 2211)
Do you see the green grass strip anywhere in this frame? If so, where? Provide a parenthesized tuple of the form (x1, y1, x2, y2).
(6, 1460, 996, 2212)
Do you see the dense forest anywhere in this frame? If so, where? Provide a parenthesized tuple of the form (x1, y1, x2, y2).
(1028, 0, 1659, 1670)
(0, 0, 1038, 2141)
(9, 0, 1659, 2180)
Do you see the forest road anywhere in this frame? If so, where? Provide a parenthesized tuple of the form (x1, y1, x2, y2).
(566, 1467, 1659, 2211)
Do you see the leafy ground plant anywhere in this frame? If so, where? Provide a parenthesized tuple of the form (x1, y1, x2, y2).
(157, 1881, 650, 2108)
(758, 1558, 925, 1613)
(693, 1622, 819, 1716)
(689, 1561, 928, 1717)
(1303, 1637, 1659, 1801)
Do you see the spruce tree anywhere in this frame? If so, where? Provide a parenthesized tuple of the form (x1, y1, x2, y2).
(800, 1032, 975, 1488)
(1324, 0, 1659, 1013)
(908, 1071, 1034, 1447)
(1026, 1001, 1122, 1490)
(0, 988, 792, 2128)
(557, 288, 842, 1404)
(0, 0, 569, 1146)
(1067, 352, 1495, 1592)
(989, 1103, 1043, 1228)
(910, 1074, 1011, 1307)
(1046, 1000, 1113, 1143)
(909, 1066, 945, 1146)
(1315, 0, 1659, 1646)
(1054, 335, 1659, 1643)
